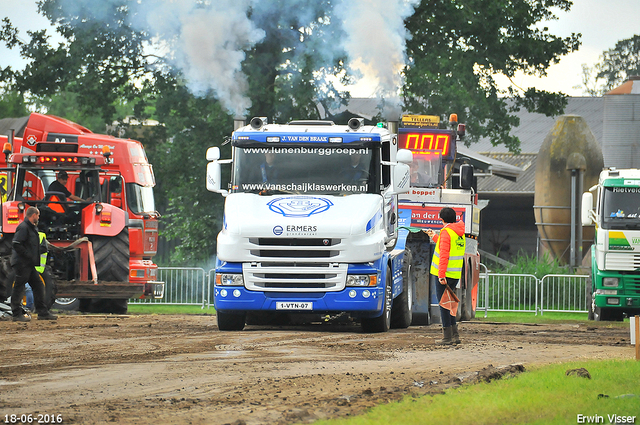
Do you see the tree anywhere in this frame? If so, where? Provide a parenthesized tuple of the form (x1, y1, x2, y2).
(0, 86, 29, 117)
(0, 0, 582, 262)
(596, 34, 640, 92)
(576, 35, 640, 96)
(403, 0, 581, 153)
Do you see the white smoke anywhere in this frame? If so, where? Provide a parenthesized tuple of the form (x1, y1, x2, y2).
(55, 0, 417, 119)
(134, 0, 265, 118)
(335, 0, 418, 118)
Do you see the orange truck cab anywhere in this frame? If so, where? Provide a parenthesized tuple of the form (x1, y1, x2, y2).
(0, 113, 164, 313)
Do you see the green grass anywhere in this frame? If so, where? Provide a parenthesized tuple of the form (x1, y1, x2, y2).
(127, 304, 215, 315)
(489, 252, 576, 279)
(310, 359, 640, 425)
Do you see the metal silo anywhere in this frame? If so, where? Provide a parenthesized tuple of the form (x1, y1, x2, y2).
(534, 115, 604, 267)
(602, 76, 640, 168)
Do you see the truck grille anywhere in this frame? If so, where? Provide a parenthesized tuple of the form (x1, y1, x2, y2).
(605, 253, 640, 271)
(243, 262, 347, 292)
(248, 238, 341, 260)
(624, 274, 640, 294)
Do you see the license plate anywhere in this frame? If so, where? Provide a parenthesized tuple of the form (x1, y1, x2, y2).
(276, 302, 313, 310)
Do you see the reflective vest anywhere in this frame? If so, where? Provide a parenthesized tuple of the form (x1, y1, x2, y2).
(430, 227, 465, 279)
(35, 232, 47, 274)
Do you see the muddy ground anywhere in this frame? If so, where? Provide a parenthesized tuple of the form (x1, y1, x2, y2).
(0, 314, 634, 425)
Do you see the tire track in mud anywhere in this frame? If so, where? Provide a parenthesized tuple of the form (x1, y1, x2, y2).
(0, 315, 632, 424)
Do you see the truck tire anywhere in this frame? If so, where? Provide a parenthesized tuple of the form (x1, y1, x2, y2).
(217, 311, 246, 331)
(89, 230, 130, 314)
(0, 238, 14, 301)
(460, 262, 475, 321)
(391, 250, 413, 329)
(362, 266, 392, 333)
(53, 298, 80, 311)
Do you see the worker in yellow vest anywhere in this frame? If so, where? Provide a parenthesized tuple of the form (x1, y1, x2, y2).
(427, 207, 466, 345)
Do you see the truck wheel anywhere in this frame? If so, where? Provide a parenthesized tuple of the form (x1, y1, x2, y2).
(593, 307, 623, 322)
(460, 262, 475, 321)
(217, 311, 246, 331)
(90, 230, 130, 314)
(391, 250, 413, 329)
(53, 298, 80, 311)
(0, 239, 13, 301)
(362, 267, 392, 333)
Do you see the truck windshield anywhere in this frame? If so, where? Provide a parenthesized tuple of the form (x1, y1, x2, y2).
(601, 186, 640, 229)
(126, 183, 156, 214)
(231, 146, 379, 195)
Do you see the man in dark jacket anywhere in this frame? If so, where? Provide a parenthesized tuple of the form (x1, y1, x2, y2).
(10, 206, 57, 322)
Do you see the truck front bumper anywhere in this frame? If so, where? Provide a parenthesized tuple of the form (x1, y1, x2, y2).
(593, 293, 640, 308)
(214, 286, 385, 316)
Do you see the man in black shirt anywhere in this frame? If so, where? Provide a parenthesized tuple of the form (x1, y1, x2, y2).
(10, 207, 57, 321)
(47, 171, 85, 202)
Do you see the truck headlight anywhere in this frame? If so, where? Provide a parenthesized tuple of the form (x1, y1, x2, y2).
(216, 273, 244, 286)
(346, 275, 377, 287)
(602, 278, 619, 287)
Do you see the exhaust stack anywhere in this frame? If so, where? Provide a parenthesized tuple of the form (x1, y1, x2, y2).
(234, 118, 246, 131)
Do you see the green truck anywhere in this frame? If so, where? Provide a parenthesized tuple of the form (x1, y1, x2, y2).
(582, 168, 640, 321)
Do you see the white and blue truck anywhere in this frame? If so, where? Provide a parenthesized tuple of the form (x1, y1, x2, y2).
(206, 116, 479, 331)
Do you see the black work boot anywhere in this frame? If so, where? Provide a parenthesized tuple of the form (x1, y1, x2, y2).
(13, 311, 31, 322)
(37, 311, 58, 321)
(436, 326, 453, 345)
(451, 323, 461, 345)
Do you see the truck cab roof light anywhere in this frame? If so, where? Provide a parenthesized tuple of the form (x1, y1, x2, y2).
(102, 145, 112, 158)
(266, 137, 280, 143)
(3, 142, 11, 155)
(329, 137, 343, 143)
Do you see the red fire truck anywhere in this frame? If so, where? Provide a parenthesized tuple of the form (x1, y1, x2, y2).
(0, 113, 163, 313)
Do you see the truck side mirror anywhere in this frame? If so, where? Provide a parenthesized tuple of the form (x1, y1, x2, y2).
(207, 152, 229, 196)
(459, 164, 474, 190)
(396, 149, 413, 164)
(392, 163, 411, 194)
(581, 192, 593, 226)
(206, 147, 221, 161)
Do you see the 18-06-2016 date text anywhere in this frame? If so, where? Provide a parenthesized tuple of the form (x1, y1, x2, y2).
(4, 414, 63, 424)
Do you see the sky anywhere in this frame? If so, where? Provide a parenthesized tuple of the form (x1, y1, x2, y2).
(1, 0, 639, 98)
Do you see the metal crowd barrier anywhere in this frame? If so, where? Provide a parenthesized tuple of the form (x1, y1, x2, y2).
(134, 266, 589, 315)
(130, 267, 209, 307)
(477, 264, 589, 316)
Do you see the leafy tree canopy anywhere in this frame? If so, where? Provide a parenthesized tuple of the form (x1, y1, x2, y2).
(0, 0, 583, 262)
(578, 34, 640, 96)
(403, 0, 580, 153)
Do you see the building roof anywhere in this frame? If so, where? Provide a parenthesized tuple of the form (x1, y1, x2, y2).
(476, 153, 537, 195)
(473, 97, 605, 154)
(0, 116, 29, 138)
(606, 75, 640, 95)
(324, 97, 605, 155)
(457, 146, 523, 182)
